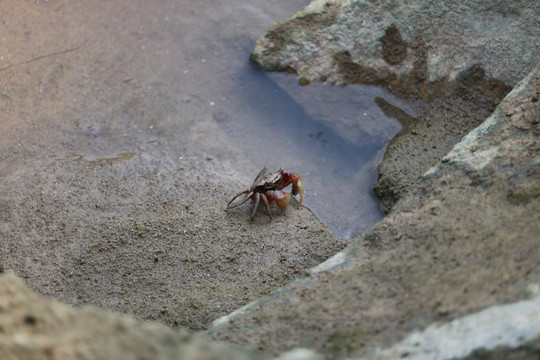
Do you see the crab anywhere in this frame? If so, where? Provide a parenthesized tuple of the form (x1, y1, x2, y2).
(226, 167, 304, 220)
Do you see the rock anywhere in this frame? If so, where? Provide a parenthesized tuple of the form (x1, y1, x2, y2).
(207, 63, 540, 359)
(0, 272, 264, 360)
(274, 349, 325, 360)
(360, 288, 540, 360)
(252, 0, 540, 88)
(371, 69, 510, 213)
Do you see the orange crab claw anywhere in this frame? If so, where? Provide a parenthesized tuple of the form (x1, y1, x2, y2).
(266, 190, 291, 210)
(282, 172, 303, 206)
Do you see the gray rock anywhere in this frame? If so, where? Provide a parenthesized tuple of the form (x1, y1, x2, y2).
(359, 286, 540, 360)
(252, 0, 540, 88)
(0, 272, 264, 360)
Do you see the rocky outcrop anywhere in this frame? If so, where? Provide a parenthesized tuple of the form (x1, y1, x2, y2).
(0, 272, 326, 360)
(208, 63, 540, 359)
(251, 0, 539, 212)
(252, 0, 539, 89)
(0, 272, 263, 360)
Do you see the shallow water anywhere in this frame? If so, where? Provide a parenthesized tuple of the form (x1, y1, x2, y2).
(0, 0, 415, 238)
(148, 0, 415, 238)
(217, 67, 410, 237)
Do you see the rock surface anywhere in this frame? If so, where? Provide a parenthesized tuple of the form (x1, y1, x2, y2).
(208, 63, 540, 359)
(1, 150, 345, 332)
(0, 272, 262, 360)
(361, 288, 540, 360)
(0, 0, 347, 333)
(251, 0, 539, 87)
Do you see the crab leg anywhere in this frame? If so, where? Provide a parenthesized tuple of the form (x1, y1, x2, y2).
(227, 190, 252, 209)
(260, 192, 273, 219)
(250, 193, 261, 220)
(254, 166, 267, 182)
(281, 172, 304, 206)
(292, 178, 304, 206)
(227, 167, 268, 210)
